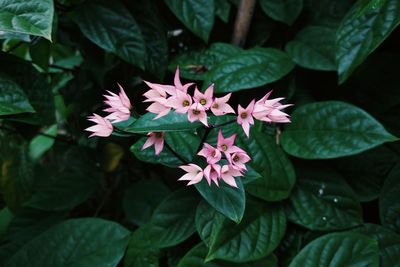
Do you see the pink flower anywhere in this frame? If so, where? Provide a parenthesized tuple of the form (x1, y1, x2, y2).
(253, 91, 291, 123)
(193, 84, 214, 109)
(237, 100, 255, 138)
(217, 130, 243, 155)
(210, 93, 235, 116)
(204, 164, 221, 186)
(85, 113, 113, 137)
(178, 164, 204, 185)
(146, 99, 171, 120)
(103, 84, 132, 123)
(220, 165, 243, 188)
(187, 103, 208, 126)
(229, 151, 251, 171)
(143, 81, 176, 99)
(174, 66, 193, 93)
(166, 89, 193, 113)
(198, 143, 221, 164)
(141, 132, 165, 155)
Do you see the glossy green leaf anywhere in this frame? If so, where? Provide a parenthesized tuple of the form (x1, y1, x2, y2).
(215, 0, 231, 23)
(164, 0, 215, 42)
(285, 26, 336, 71)
(336, 0, 400, 83)
(380, 163, 400, 233)
(125, 112, 202, 133)
(289, 232, 379, 267)
(236, 130, 295, 201)
(0, 0, 54, 40)
(28, 125, 57, 161)
(204, 47, 294, 93)
(29, 38, 50, 70)
(260, 0, 303, 25)
(353, 224, 400, 267)
(286, 163, 363, 231)
(281, 101, 397, 159)
(73, 0, 146, 69)
(169, 43, 241, 80)
(5, 218, 130, 267)
(304, 0, 353, 27)
(195, 177, 245, 223)
(131, 138, 183, 168)
(0, 76, 34, 116)
(123, 179, 171, 226)
(206, 199, 286, 262)
(275, 226, 304, 267)
(195, 200, 226, 246)
(166, 131, 201, 162)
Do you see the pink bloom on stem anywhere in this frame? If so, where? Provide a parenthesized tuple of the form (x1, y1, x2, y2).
(198, 143, 222, 164)
(217, 130, 243, 156)
(166, 89, 193, 113)
(143, 80, 176, 99)
(237, 100, 255, 138)
(210, 93, 235, 116)
(146, 99, 171, 120)
(220, 165, 243, 188)
(85, 113, 113, 137)
(204, 164, 221, 186)
(253, 91, 292, 123)
(174, 66, 193, 93)
(229, 151, 251, 171)
(103, 84, 132, 123)
(193, 84, 214, 109)
(141, 132, 165, 155)
(187, 103, 208, 126)
(178, 164, 204, 185)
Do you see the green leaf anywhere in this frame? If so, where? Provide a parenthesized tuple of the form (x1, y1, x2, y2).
(215, 0, 231, 23)
(336, 0, 400, 83)
(125, 112, 202, 133)
(285, 26, 336, 71)
(0, 76, 34, 116)
(72, 0, 146, 69)
(286, 163, 363, 231)
(124, 230, 160, 267)
(123, 179, 171, 226)
(380, 163, 400, 233)
(166, 131, 200, 162)
(5, 218, 130, 267)
(0, 207, 13, 239)
(28, 125, 57, 161)
(281, 101, 398, 159)
(169, 43, 241, 80)
(0, 52, 55, 125)
(260, 0, 303, 25)
(164, 0, 215, 42)
(0, 0, 54, 40)
(204, 47, 294, 93)
(236, 130, 296, 201)
(353, 224, 400, 267)
(131, 138, 183, 168)
(29, 38, 50, 70)
(195, 200, 226, 246)
(195, 177, 245, 223)
(289, 232, 379, 267)
(206, 198, 286, 262)
(304, 0, 353, 27)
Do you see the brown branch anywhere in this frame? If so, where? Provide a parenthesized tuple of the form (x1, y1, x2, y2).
(231, 0, 257, 47)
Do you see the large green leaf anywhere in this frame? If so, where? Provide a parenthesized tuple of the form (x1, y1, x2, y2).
(169, 43, 241, 80)
(166, 131, 200, 162)
(380, 163, 400, 233)
(164, 0, 215, 42)
(286, 163, 363, 231)
(0, 76, 34, 116)
(206, 198, 286, 263)
(0, 0, 54, 40)
(195, 200, 226, 246)
(281, 101, 397, 159)
(124, 228, 160, 267)
(285, 26, 336, 71)
(236, 130, 296, 201)
(204, 47, 294, 93)
(259, 0, 303, 25)
(195, 177, 245, 223)
(123, 179, 171, 226)
(5, 218, 130, 267)
(353, 224, 400, 267)
(289, 232, 379, 267)
(336, 0, 400, 83)
(73, 0, 146, 69)
(125, 112, 202, 133)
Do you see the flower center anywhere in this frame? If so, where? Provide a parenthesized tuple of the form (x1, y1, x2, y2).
(193, 110, 200, 115)
(200, 99, 207, 105)
(182, 100, 190, 107)
(155, 132, 162, 138)
(221, 144, 228, 151)
(211, 150, 216, 157)
(240, 112, 248, 119)
(233, 155, 240, 162)
(212, 103, 219, 109)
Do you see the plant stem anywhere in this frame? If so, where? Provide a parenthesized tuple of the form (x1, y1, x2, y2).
(231, 0, 257, 47)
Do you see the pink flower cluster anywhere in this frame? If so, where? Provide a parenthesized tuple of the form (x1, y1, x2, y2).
(178, 130, 250, 188)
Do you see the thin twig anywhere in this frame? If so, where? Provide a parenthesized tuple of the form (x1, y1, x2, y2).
(231, 0, 257, 47)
